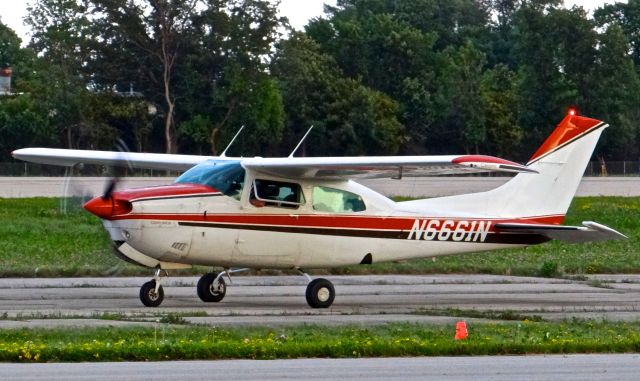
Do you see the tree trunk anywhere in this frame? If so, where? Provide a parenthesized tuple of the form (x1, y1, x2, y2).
(209, 127, 220, 155)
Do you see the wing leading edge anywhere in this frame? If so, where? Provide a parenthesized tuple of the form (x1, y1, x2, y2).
(495, 221, 627, 243)
(242, 155, 536, 179)
(12, 148, 217, 171)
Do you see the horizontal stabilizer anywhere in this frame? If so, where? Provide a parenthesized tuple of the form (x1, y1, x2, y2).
(494, 221, 627, 243)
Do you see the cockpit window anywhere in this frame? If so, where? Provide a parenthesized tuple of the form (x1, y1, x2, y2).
(175, 161, 245, 200)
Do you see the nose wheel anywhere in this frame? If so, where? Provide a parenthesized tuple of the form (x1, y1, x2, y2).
(139, 269, 166, 307)
(140, 279, 164, 307)
(305, 278, 335, 308)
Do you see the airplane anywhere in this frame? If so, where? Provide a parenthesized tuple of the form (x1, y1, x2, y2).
(12, 111, 626, 308)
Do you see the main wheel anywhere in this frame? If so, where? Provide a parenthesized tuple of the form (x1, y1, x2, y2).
(197, 273, 226, 302)
(305, 278, 335, 308)
(140, 280, 164, 307)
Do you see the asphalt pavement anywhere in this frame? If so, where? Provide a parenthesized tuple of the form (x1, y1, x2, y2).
(1, 275, 639, 328)
(1, 354, 639, 381)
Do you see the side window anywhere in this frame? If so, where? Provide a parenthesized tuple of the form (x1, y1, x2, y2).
(250, 179, 304, 209)
(312, 186, 366, 213)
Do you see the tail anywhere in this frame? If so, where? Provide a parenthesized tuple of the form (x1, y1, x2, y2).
(494, 114, 607, 220)
(414, 113, 608, 221)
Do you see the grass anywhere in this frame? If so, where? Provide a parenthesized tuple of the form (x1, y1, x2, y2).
(0, 321, 639, 362)
(0, 197, 638, 277)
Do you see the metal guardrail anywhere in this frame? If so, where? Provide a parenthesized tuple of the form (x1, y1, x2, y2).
(0, 161, 638, 177)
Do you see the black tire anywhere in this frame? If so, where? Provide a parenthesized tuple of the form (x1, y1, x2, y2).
(140, 280, 164, 307)
(197, 273, 226, 302)
(305, 278, 335, 308)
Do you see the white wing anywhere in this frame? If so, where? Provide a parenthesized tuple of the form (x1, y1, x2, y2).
(241, 155, 536, 179)
(12, 148, 218, 171)
(13, 148, 535, 178)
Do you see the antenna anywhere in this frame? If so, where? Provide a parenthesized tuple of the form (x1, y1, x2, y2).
(288, 125, 314, 158)
(220, 125, 245, 158)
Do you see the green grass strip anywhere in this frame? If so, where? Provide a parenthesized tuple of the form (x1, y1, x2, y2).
(1, 321, 639, 362)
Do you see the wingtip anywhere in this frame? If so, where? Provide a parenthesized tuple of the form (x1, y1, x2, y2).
(452, 155, 536, 174)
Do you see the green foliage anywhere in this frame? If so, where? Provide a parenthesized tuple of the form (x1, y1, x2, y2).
(0, 95, 55, 156)
(539, 261, 558, 277)
(4, 0, 640, 160)
(272, 33, 404, 156)
(0, 20, 22, 67)
(1, 321, 640, 362)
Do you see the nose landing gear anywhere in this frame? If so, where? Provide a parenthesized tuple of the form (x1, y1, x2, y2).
(139, 269, 166, 307)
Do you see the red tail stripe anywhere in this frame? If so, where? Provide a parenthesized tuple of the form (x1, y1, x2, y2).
(529, 115, 603, 164)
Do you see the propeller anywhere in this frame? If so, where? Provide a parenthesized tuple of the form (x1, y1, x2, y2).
(60, 138, 134, 213)
(102, 138, 133, 200)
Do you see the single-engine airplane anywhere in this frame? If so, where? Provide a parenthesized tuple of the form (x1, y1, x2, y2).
(12, 112, 626, 308)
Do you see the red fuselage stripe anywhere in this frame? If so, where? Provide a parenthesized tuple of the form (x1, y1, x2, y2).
(110, 213, 564, 231)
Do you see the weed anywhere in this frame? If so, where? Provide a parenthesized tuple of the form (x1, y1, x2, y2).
(414, 308, 545, 322)
(539, 261, 559, 278)
(158, 314, 188, 325)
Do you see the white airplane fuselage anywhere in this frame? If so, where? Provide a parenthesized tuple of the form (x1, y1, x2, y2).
(94, 173, 551, 271)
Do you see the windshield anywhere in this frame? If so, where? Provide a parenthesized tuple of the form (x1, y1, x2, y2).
(175, 160, 245, 200)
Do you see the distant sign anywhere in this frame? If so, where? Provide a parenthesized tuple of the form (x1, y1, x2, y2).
(0, 67, 11, 94)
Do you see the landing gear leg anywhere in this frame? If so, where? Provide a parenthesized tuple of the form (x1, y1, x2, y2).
(299, 270, 335, 308)
(140, 269, 166, 307)
(197, 268, 248, 303)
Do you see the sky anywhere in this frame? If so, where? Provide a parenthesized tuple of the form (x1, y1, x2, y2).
(0, 0, 627, 45)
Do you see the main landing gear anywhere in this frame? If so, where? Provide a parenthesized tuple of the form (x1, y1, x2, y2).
(138, 268, 336, 308)
(197, 272, 226, 302)
(300, 271, 335, 308)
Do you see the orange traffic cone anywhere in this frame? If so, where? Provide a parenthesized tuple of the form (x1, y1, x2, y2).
(455, 321, 468, 340)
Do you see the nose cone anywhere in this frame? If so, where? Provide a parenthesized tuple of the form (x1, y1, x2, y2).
(84, 196, 115, 219)
(84, 196, 132, 219)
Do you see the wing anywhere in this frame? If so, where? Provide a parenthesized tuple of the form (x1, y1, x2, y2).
(494, 221, 627, 243)
(12, 148, 218, 171)
(241, 154, 537, 179)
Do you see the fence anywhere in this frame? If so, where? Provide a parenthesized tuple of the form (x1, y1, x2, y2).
(0, 161, 638, 177)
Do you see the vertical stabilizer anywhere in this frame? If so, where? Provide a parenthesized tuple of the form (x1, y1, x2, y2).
(405, 114, 608, 221)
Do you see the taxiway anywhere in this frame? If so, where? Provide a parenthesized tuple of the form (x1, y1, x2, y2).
(0, 275, 638, 328)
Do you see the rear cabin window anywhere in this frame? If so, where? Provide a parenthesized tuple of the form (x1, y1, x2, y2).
(251, 179, 304, 209)
(312, 186, 366, 213)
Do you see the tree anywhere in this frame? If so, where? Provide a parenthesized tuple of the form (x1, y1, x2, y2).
(595, 0, 640, 68)
(0, 20, 22, 68)
(590, 24, 640, 159)
(25, 0, 97, 149)
(0, 95, 56, 161)
(272, 33, 404, 156)
(87, 0, 203, 153)
(433, 42, 487, 154)
(480, 64, 522, 157)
